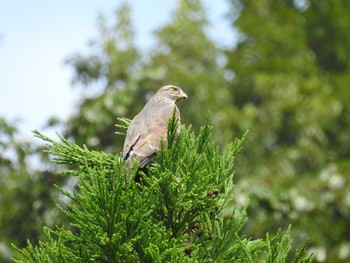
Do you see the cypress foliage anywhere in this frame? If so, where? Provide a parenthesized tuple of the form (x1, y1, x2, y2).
(13, 118, 312, 262)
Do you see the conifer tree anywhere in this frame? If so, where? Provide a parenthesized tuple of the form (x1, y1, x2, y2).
(14, 118, 312, 262)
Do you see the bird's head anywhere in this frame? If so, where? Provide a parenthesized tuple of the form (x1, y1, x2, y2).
(157, 85, 188, 103)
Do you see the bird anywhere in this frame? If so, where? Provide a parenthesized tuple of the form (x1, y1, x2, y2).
(122, 85, 188, 170)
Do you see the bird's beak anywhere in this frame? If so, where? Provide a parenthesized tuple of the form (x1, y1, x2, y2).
(179, 90, 188, 100)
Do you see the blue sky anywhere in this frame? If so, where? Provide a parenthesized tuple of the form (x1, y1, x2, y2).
(0, 0, 234, 139)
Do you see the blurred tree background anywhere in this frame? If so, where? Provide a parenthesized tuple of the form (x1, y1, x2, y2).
(225, 1, 350, 262)
(0, 118, 67, 262)
(1, 0, 350, 262)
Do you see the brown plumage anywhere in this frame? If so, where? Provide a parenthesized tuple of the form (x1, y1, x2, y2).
(123, 85, 188, 169)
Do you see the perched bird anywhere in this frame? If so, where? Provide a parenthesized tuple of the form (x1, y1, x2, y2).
(123, 85, 188, 169)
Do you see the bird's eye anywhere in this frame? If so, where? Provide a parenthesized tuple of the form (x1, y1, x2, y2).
(170, 87, 176, 92)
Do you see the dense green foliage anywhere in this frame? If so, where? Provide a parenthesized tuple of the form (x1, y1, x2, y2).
(62, 1, 350, 259)
(14, 119, 311, 262)
(2, 0, 350, 261)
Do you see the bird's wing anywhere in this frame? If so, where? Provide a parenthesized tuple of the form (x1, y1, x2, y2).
(122, 113, 144, 160)
(123, 102, 180, 168)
